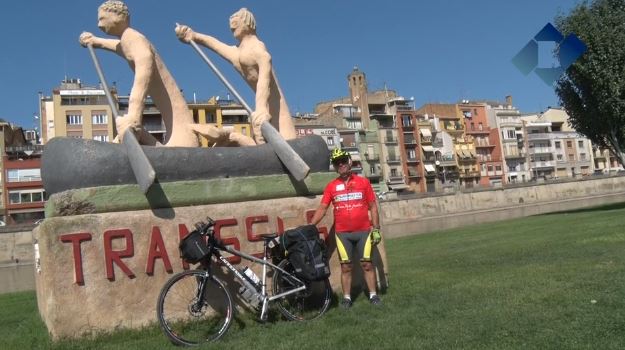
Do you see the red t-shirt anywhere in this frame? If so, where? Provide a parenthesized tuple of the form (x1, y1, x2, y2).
(321, 174, 376, 233)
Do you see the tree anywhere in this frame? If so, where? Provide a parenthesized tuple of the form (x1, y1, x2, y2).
(555, 0, 625, 166)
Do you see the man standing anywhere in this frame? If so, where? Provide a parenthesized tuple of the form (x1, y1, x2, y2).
(175, 8, 297, 145)
(311, 149, 383, 307)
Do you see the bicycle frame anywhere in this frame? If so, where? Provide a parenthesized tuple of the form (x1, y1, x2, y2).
(202, 236, 307, 320)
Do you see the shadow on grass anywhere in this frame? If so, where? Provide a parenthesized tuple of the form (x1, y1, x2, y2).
(536, 201, 625, 216)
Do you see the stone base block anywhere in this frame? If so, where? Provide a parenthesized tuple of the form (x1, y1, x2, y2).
(35, 195, 388, 339)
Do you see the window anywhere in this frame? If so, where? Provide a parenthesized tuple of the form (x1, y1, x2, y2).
(92, 113, 107, 124)
(8, 189, 46, 204)
(402, 115, 412, 127)
(7, 169, 41, 182)
(557, 154, 563, 161)
(93, 135, 109, 142)
(495, 165, 502, 171)
(555, 141, 561, 149)
(578, 140, 584, 148)
(580, 153, 586, 160)
(347, 120, 362, 129)
(66, 114, 83, 125)
(391, 168, 398, 177)
(326, 137, 334, 146)
(506, 130, 515, 139)
(566, 141, 573, 148)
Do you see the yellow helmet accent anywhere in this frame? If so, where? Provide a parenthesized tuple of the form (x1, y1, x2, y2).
(330, 148, 351, 163)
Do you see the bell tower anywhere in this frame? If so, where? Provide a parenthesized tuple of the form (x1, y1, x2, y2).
(347, 66, 370, 130)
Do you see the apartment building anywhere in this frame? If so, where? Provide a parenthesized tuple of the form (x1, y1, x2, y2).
(40, 78, 116, 143)
(40, 79, 252, 146)
(0, 123, 44, 224)
(396, 106, 425, 192)
(486, 98, 530, 183)
(460, 102, 505, 187)
(528, 108, 594, 178)
(416, 104, 464, 191)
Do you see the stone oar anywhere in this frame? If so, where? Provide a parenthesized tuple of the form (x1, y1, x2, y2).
(87, 44, 156, 194)
(185, 38, 310, 181)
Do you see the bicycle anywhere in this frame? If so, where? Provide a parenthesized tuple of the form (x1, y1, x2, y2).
(157, 217, 333, 346)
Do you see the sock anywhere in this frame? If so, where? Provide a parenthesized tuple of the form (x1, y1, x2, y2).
(369, 292, 377, 299)
(343, 295, 351, 300)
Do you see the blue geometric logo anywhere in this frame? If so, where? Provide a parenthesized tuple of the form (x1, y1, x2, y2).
(512, 23, 587, 85)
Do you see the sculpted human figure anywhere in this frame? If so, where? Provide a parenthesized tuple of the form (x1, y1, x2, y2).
(80, 1, 245, 147)
(176, 8, 297, 144)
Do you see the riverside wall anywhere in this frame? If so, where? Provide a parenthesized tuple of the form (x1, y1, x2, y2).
(379, 176, 625, 238)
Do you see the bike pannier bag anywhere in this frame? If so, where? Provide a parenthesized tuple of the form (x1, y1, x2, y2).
(179, 229, 209, 264)
(281, 225, 330, 281)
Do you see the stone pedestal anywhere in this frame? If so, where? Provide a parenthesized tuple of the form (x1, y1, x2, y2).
(35, 175, 388, 339)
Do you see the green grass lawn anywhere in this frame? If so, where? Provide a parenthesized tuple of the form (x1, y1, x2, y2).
(2, 203, 625, 349)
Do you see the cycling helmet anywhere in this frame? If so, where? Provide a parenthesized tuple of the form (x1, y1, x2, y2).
(330, 148, 351, 164)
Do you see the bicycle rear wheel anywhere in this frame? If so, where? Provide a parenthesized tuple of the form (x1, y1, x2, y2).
(273, 259, 332, 321)
(157, 270, 233, 346)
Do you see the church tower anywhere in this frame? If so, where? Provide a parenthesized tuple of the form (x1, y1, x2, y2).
(347, 67, 370, 130)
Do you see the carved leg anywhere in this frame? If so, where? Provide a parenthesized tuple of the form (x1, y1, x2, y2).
(228, 132, 256, 146)
(188, 123, 257, 147)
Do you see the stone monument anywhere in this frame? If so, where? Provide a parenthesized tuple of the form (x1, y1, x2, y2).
(34, 2, 388, 340)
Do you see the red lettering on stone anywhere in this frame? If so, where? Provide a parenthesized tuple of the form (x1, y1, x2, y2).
(245, 215, 268, 242)
(306, 210, 329, 240)
(276, 216, 285, 235)
(103, 229, 136, 281)
(59, 233, 92, 285)
(146, 226, 173, 275)
(215, 218, 241, 264)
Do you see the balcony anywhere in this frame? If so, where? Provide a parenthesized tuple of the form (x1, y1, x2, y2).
(386, 156, 402, 164)
(401, 123, 415, 130)
(388, 176, 404, 183)
(407, 169, 421, 178)
(529, 147, 554, 155)
(421, 136, 432, 144)
(337, 112, 362, 120)
(466, 126, 491, 134)
(363, 153, 380, 162)
(6, 144, 44, 154)
(498, 118, 522, 127)
(593, 151, 606, 159)
(403, 137, 417, 144)
(406, 157, 420, 164)
(504, 151, 526, 159)
(475, 141, 495, 148)
(531, 161, 555, 168)
(360, 134, 379, 143)
(459, 170, 480, 178)
(439, 155, 457, 166)
(384, 137, 398, 144)
(527, 133, 551, 140)
(143, 122, 166, 133)
(366, 172, 381, 179)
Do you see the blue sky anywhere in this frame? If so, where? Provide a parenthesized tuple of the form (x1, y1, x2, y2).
(0, 0, 581, 129)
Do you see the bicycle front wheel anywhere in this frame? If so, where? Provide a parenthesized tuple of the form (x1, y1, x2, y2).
(157, 270, 233, 346)
(273, 259, 332, 321)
